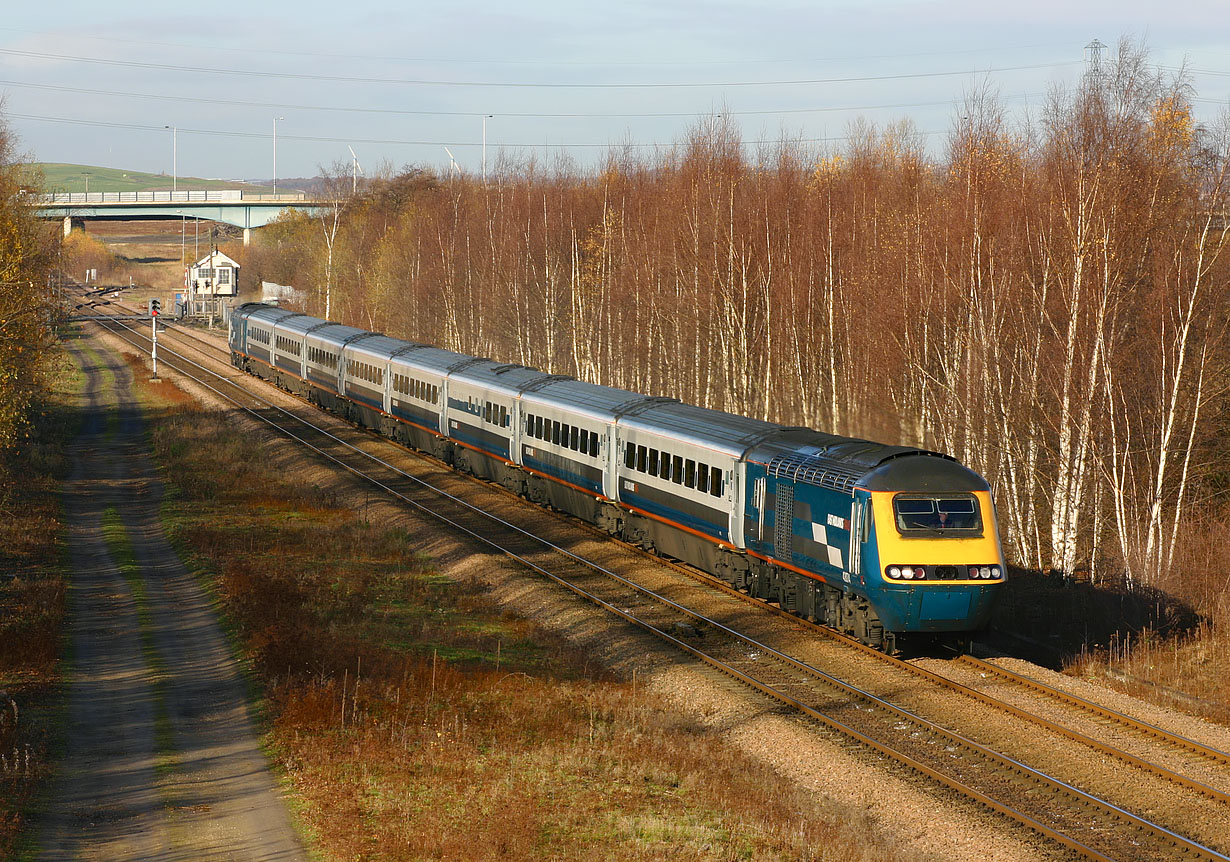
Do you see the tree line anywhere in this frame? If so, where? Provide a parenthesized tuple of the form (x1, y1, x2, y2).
(239, 42, 1230, 615)
(0, 114, 60, 473)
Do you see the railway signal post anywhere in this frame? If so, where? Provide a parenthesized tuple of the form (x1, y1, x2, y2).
(148, 298, 161, 381)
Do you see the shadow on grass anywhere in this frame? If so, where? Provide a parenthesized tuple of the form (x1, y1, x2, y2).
(987, 566, 1203, 668)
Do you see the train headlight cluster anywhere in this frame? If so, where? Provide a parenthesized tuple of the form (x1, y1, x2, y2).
(885, 564, 1002, 581)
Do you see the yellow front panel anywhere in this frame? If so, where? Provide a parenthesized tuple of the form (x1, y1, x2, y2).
(870, 490, 1005, 581)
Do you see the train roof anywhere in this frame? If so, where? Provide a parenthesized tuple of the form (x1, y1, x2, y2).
(745, 430, 966, 494)
(449, 359, 560, 393)
(860, 453, 988, 493)
(520, 378, 659, 423)
(305, 322, 384, 348)
(388, 345, 477, 375)
(237, 304, 303, 327)
(619, 400, 785, 458)
(345, 334, 417, 359)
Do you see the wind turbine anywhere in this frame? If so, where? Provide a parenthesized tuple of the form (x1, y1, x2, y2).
(443, 147, 460, 177)
(347, 145, 364, 194)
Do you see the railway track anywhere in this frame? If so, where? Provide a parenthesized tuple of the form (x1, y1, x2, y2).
(74, 300, 1230, 862)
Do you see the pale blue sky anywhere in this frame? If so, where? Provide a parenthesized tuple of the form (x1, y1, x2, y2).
(3, 0, 1228, 182)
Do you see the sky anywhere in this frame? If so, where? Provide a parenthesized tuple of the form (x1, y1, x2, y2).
(3, 0, 1229, 184)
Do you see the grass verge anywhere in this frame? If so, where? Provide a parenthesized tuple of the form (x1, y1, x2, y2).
(0, 342, 81, 858)
(98, 506, 176, 772)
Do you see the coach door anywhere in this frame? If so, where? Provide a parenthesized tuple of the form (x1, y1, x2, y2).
(849, 499, 863, 581)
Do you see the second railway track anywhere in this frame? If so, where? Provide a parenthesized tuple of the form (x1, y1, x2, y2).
(77, 300, 1230, 862)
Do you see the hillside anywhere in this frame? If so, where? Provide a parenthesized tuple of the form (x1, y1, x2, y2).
(30, 163, 275, 194)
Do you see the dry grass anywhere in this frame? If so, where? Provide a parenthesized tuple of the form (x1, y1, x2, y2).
(1066, 622, 1229, 724)
(0, 370, 75, 857)
(1056, 529, 1230, 725)
(992, 555, 1228, 726)
(141, 388, 915, 860)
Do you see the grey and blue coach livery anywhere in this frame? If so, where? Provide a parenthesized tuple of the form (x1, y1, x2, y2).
(231, 302, 1005, 651)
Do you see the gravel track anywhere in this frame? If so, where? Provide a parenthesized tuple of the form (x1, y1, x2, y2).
(35, 332, 305, 862)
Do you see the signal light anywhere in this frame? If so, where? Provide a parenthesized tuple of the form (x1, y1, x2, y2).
(148, 298, 162, 317)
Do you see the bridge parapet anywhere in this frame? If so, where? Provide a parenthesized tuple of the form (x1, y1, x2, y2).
(35, 190, 308, 205)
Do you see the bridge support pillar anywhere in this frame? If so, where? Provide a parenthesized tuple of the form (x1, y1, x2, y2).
(62, 216, 85, 238)
(243, 227, 251, 246)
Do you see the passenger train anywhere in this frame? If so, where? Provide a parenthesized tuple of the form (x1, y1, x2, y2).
(230, 303, 1005, 652)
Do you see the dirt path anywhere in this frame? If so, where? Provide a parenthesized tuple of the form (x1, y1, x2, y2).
(35, 333, 305, 862)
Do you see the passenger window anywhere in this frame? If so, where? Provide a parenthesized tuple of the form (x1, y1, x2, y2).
(648, 449, 659, 474)
(660, 452, 671, 481)
(625, 441, 636, 468)
(580, 429, 589, 454)
(501, 406, 508, 427)
(710, 467, 723, 497)
(672, 456, 684, 485)
(685, 459, 696, 489)
(552, 421, 561, 445)
(589, 434, 599, 458)
(535, 415, 544, 439)
(570, 425, 579, 451)
(636, 446, 647, 472)
(526, 413, 534, 433)
(697, 462, 710, 494)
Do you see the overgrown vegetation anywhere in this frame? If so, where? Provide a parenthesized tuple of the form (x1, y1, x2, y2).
(146, 382, 915, 860)
(0, 360, 75, 858)
(0, 115, 61, 463)
(0, 109, 70, 858)
(234, 40, 1230, 670)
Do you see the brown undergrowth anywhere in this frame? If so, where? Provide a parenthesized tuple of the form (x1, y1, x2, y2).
(992, 564, 1228, 726)
(139, 380, 906, 860)
(0, 371, 74, 857)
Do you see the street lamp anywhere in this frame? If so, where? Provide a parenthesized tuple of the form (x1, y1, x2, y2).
(273, 116, 284, 196)
(482, 114, 493, 182)
(164, 125, 177, 193)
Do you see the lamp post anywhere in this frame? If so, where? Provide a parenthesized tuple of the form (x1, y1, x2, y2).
(164, 125, 177, 193)
(482, 114, 493, 182)
(273, 116, 284, 196)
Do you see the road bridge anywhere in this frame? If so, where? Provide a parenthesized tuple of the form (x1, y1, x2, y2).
(33, 190, 321, 245)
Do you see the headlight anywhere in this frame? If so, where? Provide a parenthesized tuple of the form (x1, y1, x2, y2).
(887, 566, 901, 579)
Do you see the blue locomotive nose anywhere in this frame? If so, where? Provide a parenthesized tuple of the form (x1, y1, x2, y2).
(874, 583, 1000, 633)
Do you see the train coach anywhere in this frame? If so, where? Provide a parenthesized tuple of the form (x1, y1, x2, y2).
(230, 303, 1005, 652)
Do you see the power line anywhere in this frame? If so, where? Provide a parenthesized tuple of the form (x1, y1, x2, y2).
(0, 47, 1078, 89)
(7, 110, 950, 150)
(0, 77, 1041, 119)
(0, 26, 1073, 69)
